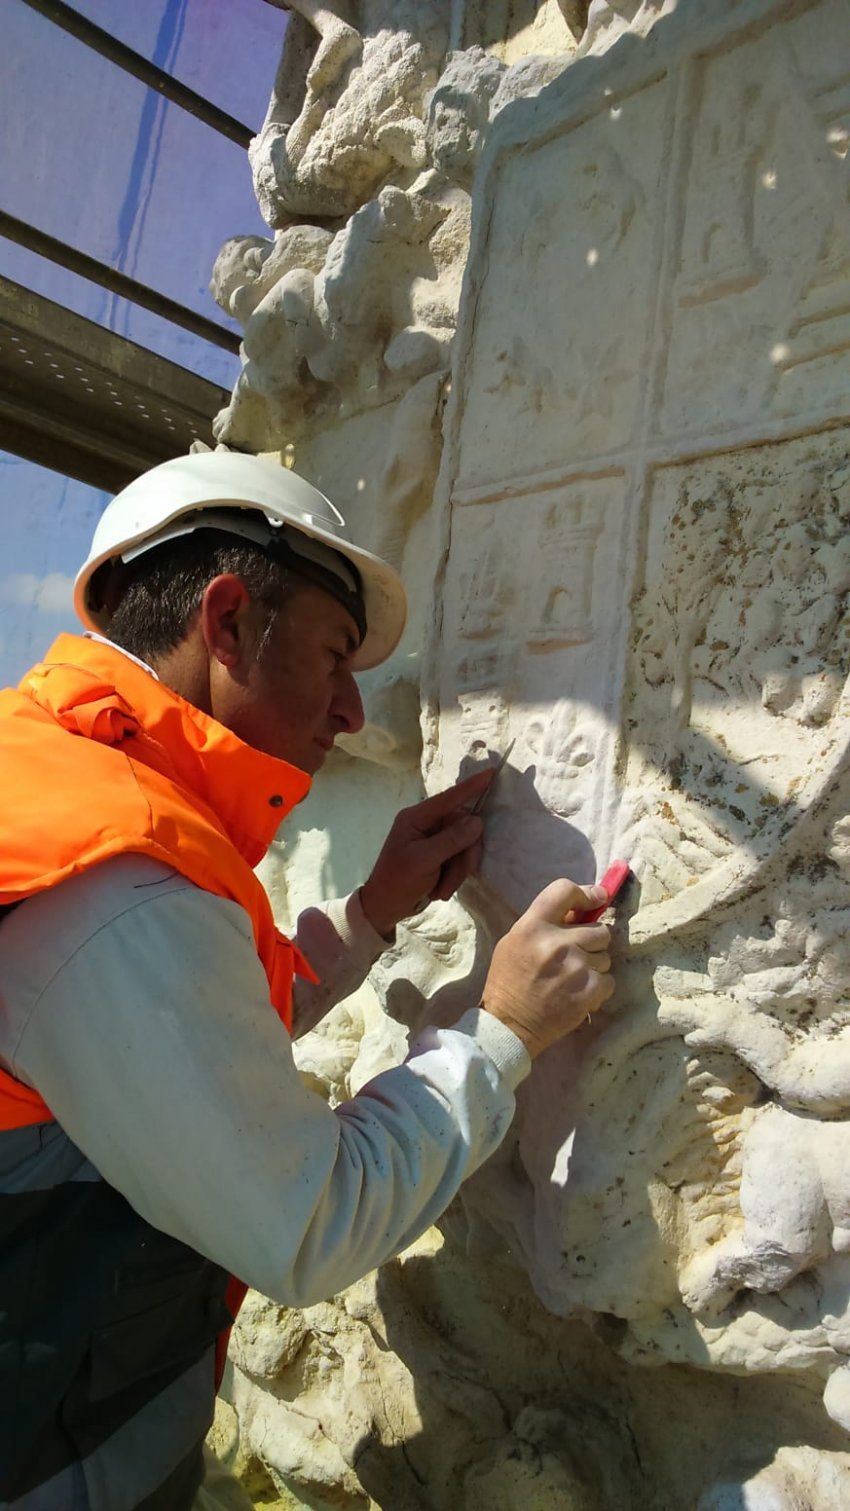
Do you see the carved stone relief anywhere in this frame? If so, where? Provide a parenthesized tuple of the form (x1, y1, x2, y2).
(211, 0, 850, 1503)
(426, 0, 850, 1448)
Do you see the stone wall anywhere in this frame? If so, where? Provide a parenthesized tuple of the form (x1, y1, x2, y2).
(209, 1, 850, 1504)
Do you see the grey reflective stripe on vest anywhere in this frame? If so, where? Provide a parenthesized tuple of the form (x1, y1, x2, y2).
(4, 1462, 88, 1510)
(6, 1356, 211, 1510)
(0, 1120, 101, 1192)
(0, 1121, 227, 1508)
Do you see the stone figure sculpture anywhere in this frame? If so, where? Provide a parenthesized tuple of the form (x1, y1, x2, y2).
(210, 0, 850, 1502)
(251, 1, 448, 223)
(261, 0, 361, 102)
(212, 12, 561, 451)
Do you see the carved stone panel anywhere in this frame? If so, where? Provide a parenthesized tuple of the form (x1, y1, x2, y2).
(660, 0, 850, 438)
(431, 0, 850, 932)
(438, 472, 633, 912)
(426, 0, 850, 1425)
(624, 432, 850, 939)
(453, 77, 667, 488)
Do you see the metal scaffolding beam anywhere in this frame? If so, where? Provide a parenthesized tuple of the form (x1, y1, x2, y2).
(18, 0, 256, 149)
(0, 212, 241, 355)
(0, 276, 231, 493)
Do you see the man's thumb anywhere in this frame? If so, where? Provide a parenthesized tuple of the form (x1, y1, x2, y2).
(526, 877, 607, 925)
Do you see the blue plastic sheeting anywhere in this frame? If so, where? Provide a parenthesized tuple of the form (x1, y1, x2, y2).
(1, 0, 286, 686)
(0, 457, 108, 683)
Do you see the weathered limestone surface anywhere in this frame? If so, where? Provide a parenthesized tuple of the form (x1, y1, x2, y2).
(210, 0, 850, 1504)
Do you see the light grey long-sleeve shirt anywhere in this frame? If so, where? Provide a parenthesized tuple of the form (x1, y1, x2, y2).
(0, 854, 530, 1305)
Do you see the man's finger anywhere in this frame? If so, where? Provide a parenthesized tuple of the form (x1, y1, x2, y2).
(407, 770, 493, 832)
(575, 966, 615, 1005)
(563, 924, 610, 954)
(527, 878, 607, 925)
(430, 840, 481, 902)
(420, 812, 483, 869)
(569, 946, 612, 974)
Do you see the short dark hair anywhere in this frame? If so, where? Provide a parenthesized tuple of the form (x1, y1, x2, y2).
(101, 524, 301, 664)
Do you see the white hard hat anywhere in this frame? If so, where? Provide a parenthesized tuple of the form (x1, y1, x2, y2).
(74, 451, 407, 671)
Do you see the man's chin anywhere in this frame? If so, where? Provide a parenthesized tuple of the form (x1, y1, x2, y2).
(308, 739, 334, 773)
(270, 743, 324, 776)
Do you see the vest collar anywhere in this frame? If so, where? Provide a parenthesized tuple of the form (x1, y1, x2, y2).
(84, 630, 161, 680)
(24, 634, 312, 867)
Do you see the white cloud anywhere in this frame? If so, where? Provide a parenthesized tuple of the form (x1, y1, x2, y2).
(0, 572, 75, 614)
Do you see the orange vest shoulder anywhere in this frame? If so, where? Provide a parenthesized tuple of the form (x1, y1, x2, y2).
(0, 641, 316, 1129)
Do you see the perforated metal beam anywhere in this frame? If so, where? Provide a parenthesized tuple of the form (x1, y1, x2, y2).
(0, 277, 232, 492)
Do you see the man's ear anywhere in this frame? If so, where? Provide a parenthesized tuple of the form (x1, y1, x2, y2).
(199, 574, 253, 670)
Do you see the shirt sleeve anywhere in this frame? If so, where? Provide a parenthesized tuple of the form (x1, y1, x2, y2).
(291, 892, 389, 1038)
(12, 882, 530, 1307)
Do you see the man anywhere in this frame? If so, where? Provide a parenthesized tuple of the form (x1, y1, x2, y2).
(0, 451, 613, 1509)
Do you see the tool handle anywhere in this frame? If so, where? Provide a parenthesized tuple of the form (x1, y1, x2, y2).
(577, 860, 631, 923)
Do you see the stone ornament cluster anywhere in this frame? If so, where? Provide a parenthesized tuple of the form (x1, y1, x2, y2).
(211, 10, 563, 453)
(211, 0, 850, 1504)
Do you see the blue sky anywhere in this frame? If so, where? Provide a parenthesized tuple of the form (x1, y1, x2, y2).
(1, 0, 284, 682)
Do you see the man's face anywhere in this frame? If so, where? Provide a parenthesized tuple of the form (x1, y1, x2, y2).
(218, 582, 365, 774)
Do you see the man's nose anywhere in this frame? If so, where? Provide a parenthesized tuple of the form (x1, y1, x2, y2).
(334, 671, 365, 734)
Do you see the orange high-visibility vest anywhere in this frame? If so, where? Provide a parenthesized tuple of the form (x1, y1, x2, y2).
(0, 633, 320, 1384)
(0, 633, 317, 1131)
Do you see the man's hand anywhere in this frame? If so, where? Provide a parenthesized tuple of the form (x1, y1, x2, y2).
(359, 770, 493, 938)
(481, 878, 614, 1058)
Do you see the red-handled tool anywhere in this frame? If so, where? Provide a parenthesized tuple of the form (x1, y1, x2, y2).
(579, 859, 632, 923)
